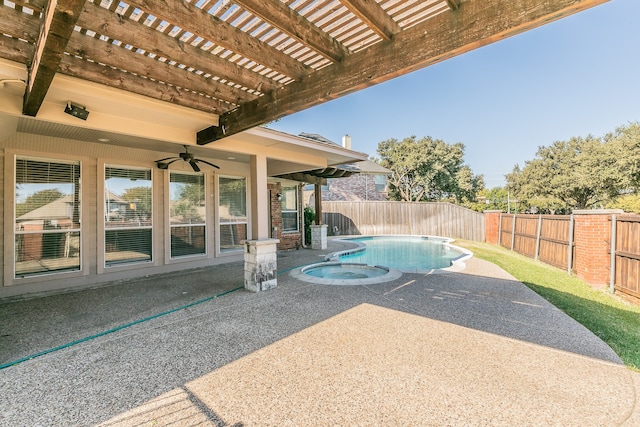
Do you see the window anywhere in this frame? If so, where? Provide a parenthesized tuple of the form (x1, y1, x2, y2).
(281, 186, 299, 232)
(170, 172, 206, 257)
(374, 174, 387, 192)
(14, 157, 81, 277)
(219, 176, 247, 252)
(104, 166, 152, 266)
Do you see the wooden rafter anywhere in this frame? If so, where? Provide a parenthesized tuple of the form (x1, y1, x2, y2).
(23, 0, 86, 116)
(77, 1, 276, 93)
(124, 0, 309, 79)
(340, 0, 402, 41)
(446, 0, 460, 11)
(58, 54, 222, 113)
(200, 0, 609, 143)
(64, 32, 252, 107)
(232, 0, 350, 62)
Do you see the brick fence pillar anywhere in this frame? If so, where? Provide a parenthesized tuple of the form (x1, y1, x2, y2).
(484, 210, 502, 245)
(572, 209, 622, 287)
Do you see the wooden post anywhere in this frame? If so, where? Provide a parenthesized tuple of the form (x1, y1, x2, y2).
(314, 183, 322, 225)
(610, 214, 617, 294)
(534, 214, 542, 260)
(510, 214, 516, 251)
(567, 214, 575, 275)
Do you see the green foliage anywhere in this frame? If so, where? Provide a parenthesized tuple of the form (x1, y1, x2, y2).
(304, 206, 315, 244)
(15, 188, 65, 217)
(377, 135, 484, 203)
(507, 122, 640, 211)
(458, 240, 640, 371)
(122, 186, 152, 216)
(607, 194, 640, 213)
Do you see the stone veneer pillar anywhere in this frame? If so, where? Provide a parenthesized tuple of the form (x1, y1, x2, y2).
(244, 239, 279, 292)
(311, 224, 328, 250)
(484, 210, 502, 245)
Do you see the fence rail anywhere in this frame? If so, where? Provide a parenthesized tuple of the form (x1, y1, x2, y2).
(321, 201, 485, 241)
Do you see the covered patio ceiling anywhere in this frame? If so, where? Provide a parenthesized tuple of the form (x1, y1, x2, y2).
(1, 0, 607, 146)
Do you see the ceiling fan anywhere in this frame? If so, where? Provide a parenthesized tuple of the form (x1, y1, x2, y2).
(155, 145, 220, 172)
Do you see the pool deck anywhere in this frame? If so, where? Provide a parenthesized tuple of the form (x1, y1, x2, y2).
(1, 238, 639, 426)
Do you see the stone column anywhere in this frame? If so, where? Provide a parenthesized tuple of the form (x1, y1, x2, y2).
(311, 224, 328, 250)
(244, 238, 279, 292)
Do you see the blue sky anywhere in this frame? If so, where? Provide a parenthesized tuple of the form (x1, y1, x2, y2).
(269, 0, 640, 188)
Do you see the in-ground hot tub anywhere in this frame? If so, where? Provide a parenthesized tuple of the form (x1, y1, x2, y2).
(291, 262, 402, 285)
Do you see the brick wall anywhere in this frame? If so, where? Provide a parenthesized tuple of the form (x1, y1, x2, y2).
(324, 174, 387, 201)
(572, 210, 614, 286)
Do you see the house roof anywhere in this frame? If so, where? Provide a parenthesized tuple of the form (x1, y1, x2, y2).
(0, 0, 606, 146)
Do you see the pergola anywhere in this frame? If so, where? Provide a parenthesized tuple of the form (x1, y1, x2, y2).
(1, 0, 607, 144)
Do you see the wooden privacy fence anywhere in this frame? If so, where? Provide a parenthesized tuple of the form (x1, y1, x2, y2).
(613, 215, 640, 301)
(497, 212, 640, 303)
(321, 201, 485, 241)
(499, 214, 574, 272)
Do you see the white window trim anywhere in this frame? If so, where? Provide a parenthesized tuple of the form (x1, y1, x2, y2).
(281, 185, 300, 233)
(8, 153, 85, 284)
(101, 163, 154, 271)
(216, 174, 249, 256)
(165, 169, 209, 261)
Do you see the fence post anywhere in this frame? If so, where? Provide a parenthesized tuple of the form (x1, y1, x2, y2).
(535, 214, 542, 260)
(610, 214, 617, 294)
(567, 214, 575, 275)
(510, 214, 516, 251)
(498, 212, 503, 247)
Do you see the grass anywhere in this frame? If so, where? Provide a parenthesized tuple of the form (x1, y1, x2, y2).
(457, 240, 640, 371)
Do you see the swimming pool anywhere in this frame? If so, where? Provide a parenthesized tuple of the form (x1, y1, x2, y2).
(330, 236, 470, 273)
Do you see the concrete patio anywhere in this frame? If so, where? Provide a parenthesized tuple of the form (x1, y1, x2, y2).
(1, 238, 639, 426)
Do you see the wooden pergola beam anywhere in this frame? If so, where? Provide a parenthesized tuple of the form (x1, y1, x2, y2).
(77, 1, 276, 94)
(58, 55, 223, 114)
(340, 0, 402, 41)
(23, 0, 86, 116)
(233, 0, 350, 63)
(446, 0, 460, 11)
(124, 0, 309, 79)
(65, 32, 254, 107)
(201, 0, 608, 143)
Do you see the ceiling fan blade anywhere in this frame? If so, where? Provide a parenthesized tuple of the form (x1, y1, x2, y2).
(155, 156, 179, 162)
(189, 160, 201, 172)
(165, 159, 181, 166)
(196, 159, 220, 169)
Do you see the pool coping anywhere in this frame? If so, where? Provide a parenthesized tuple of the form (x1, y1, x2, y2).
(290, 261, 403, 285)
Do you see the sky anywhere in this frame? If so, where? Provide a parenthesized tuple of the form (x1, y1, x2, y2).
(268, 0, 640, 188)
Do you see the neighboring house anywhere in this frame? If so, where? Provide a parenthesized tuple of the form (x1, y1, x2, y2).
(299, 134, 391, 205)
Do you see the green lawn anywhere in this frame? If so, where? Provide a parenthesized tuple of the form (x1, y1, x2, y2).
(458, 240, 640, 371)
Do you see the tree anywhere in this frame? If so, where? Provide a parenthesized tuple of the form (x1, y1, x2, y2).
(506, 135, 627, 210)
(122, 186, 152, 219)
(377, 136, 483, 203)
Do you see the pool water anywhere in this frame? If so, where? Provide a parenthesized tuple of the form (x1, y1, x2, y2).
(337, 236, 465, 272)
(304, 263, 389, 279)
